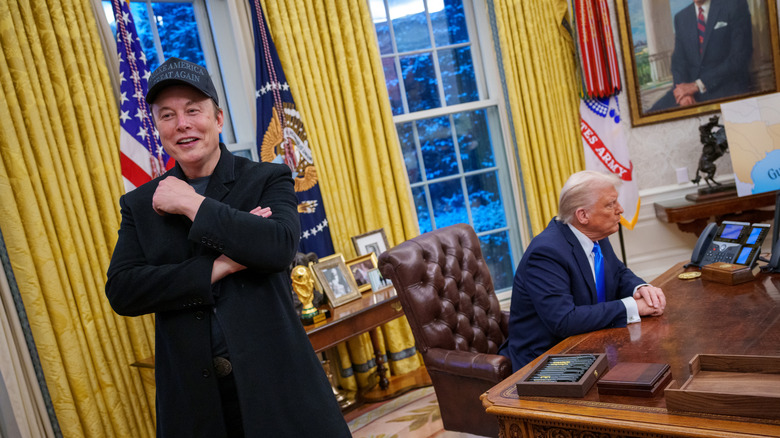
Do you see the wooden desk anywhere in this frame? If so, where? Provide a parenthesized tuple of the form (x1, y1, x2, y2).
(482, 262, 780, 437)
(306, 286, 431, 402)
(654, 191, 776, 235)
(305, 286, 402, 352)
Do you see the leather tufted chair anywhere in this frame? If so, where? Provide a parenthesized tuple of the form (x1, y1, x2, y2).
(378, 223, 512, 437)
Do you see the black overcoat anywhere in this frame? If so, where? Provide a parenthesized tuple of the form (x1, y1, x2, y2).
(106, 144, 350, 437)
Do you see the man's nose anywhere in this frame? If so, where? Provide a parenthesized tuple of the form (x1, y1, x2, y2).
(176, 115, 190, 130)
(615, 201, 624, 215)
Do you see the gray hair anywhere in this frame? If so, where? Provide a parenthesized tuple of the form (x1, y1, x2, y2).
(558, 170, 622, 224)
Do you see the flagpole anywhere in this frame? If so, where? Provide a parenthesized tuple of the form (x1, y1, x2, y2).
(618, 223, 627, 266)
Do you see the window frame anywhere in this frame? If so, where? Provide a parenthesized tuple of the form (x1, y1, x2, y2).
(373, 0, 527, 295)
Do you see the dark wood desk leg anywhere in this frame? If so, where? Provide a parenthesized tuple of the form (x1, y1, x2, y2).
(369, 328, 389, 390)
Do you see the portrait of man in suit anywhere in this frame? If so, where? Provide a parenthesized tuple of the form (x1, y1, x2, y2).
(649, 0, 753, 111)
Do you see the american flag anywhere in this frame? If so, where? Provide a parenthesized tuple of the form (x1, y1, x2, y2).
(247, 0, 335, 257)
(111, 0, 172, 192)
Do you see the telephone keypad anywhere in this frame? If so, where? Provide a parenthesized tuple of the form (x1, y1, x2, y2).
(702, 244, 740, 265)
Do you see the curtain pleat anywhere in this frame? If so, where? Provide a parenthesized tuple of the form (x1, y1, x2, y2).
(492, 0, 583, 234)
(258, 0, 423, 389)
(0, 232, 55, 438)
(0, 0, 155, 436)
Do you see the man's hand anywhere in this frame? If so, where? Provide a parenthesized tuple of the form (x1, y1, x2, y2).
(634, 285, 666, 317)
(678, 95, 696, 107)
(152, 177, 205, 220)
(209, 205, 272, 283)
(673, 82, 699, 104)
(250, 206, 272, 218)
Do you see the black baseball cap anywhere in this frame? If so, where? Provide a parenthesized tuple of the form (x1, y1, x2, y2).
(145, 57, 219, 105)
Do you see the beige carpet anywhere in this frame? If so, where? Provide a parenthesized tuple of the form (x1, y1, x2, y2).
(347, 387, 486, 438)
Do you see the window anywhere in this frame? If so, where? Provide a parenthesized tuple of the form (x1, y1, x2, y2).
(370, 0, 521, 291)
(102, 0, 238, 144)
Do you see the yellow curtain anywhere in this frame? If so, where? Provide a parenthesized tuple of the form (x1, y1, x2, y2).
(492, 0, 584, 234)
(259, 0, 423, 388)
(0, 0, 155, 436)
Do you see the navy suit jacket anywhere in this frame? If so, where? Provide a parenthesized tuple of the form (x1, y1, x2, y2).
(670, 0, 753, 101)
(499, 219, 645, 371)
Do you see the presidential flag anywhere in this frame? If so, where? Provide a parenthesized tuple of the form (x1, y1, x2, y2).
(580, 95, 640, 229)
(111, 0, 172, 192)
(247, 1, 334, 257)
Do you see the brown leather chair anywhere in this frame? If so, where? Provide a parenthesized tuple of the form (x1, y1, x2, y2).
(378, 223, 512, 437)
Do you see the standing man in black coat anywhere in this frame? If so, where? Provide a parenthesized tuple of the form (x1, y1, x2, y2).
(105, 57, 350, 437)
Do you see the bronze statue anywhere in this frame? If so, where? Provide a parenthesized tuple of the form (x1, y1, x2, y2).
(692, 115, 729, 187)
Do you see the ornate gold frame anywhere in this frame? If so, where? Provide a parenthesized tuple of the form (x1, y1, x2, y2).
(345, 253, 378, 293)
(615, 0, 780, 126)
(310, 254, 362, 307)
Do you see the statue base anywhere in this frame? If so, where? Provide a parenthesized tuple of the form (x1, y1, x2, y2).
(301, 311, 327, 326)
(685, 183, 737, 203)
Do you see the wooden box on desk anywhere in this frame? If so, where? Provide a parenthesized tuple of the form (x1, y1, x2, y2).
(515, 354, 608, 398)
(701, 262, 755, 285)
(665, 354, 780, 420)
(596, 362, 672, 397)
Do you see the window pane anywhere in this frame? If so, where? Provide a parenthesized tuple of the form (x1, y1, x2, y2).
(371, 1, 393, 54)
(454, 109, 494, 172)
(128, 2, 160, 71)
(152, 2, 205, 67)
(382, 58, 404, 115)
(417, 116, 457, 179)
(400, 53, 440, 112)
(466, 171, 506, 232)
(430, 179, 468, 228)
(438, 46, 477, 106)
(412, 186, 432, 233)
(389, 0, 431, 52)
(397, 122, 421, 183)
(479, 231, 513, 290)
(431, 0, 468, 46)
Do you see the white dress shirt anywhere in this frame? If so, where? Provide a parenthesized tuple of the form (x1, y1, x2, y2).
(568, 224, 642, 324)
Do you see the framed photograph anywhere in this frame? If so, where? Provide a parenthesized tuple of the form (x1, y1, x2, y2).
(310, 255, 362, 307)
(368, 268, 392, 291)
(615, 0, 780, 126)
(351, 228, 390, 257)
(346, 253, 378, 292)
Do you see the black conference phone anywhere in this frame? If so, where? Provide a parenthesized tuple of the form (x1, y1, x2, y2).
(688, 221, 770, 268)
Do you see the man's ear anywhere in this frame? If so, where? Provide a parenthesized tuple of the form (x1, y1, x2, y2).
(574, 208, 589, 225)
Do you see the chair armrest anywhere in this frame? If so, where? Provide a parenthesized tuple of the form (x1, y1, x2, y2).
(423, 347, 512, 383)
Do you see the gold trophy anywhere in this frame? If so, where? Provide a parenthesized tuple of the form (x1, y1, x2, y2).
(291, 265, 325, 325)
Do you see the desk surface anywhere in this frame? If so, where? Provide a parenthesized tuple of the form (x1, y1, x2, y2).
(483, 262, 780, 437)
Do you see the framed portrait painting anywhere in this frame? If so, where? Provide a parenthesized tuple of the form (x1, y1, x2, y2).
(615, 0, 780, 126)
(310, 255, 362, 307)
(345, 253, 378, 292)
(351, 228, 390, 258)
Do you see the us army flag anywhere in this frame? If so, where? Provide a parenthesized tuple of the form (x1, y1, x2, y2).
(580, 95, 640, 229)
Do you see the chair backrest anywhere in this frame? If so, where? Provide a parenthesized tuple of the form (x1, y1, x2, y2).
(378, 223, 508, 355)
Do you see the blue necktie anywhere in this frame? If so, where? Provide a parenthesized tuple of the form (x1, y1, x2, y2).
(593, 242, 605, 303)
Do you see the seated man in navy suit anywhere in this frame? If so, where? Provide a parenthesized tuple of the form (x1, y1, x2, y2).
(499, 171, 666, 371)
(650, 0, 753, 111)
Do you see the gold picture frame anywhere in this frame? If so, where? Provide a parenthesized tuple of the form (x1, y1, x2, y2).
(310, 254, 362, 307)
(345, 253, 378, 293)
(615, 0, 780, 126)
(351, 228, 390, 257)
